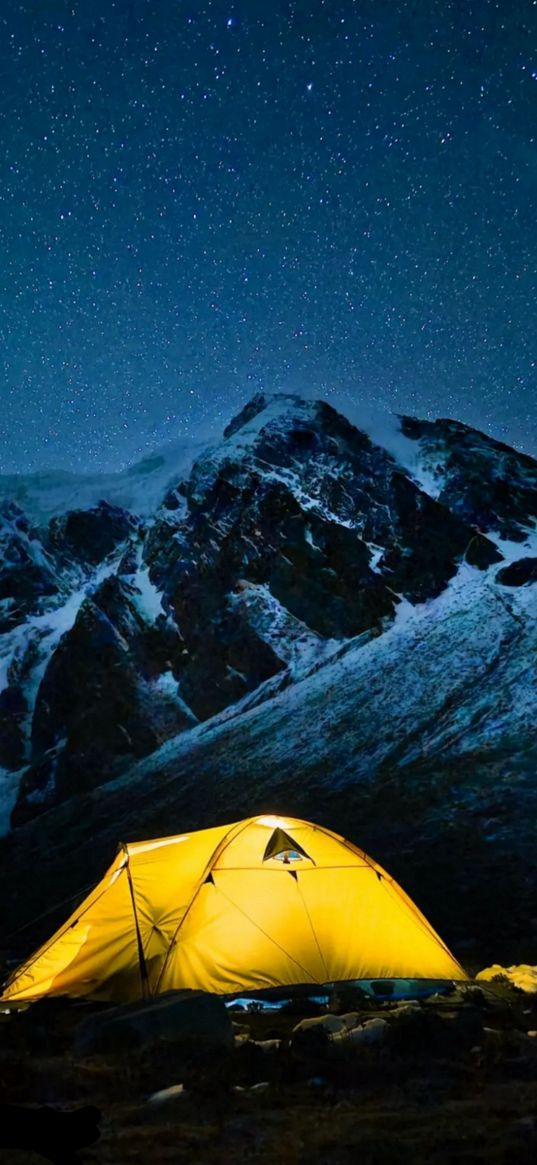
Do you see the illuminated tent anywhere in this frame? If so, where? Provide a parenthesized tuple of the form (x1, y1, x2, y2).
(1, 815, 467, 1003)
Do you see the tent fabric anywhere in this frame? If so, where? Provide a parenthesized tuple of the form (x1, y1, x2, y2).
(1, 815, 467, 1003)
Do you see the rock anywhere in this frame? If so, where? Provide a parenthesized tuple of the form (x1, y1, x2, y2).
(389, 1005, 483, 1057)
(291, 1015, 386, 1062)
(0, 559, 59, 611)
(482, 1026, 503, 1045)
(328, 984, 372, 1013)
(0, 685, 28, 769)
(0, 502, 60, 632)
(293, 1014, 346, 1038)
(496, 557, 537, 587)
(0, 1103, 101, 1159)
(234, 1081, 270, 1093)
(13, 574, 196, 823)
(374, 470, 501, 600)
(74, 990, 234, 1056)
(147, 1083, 186, 1106)
(223, 393, 268, 439)
(399, 414, 537, 541)
(334, 1017, 389, 1047)
(48, 501, 140, 565)
(465, 534, 504, 569)
(0, 995, 75, 1056)
(338, 1012, 363, 1030)
(390, 1001, 423, 1017)
(232, 1021, 250, 1038)
(425, 984, 487, 1008)
(291, 1014, 345, 1057)
(512, 1116, 536, 1135)
(368, 980, 396, 999)
(291, 1012, 388, 1055)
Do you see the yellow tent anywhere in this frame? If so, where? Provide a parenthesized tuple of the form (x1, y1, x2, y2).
(1, 815, 466, 1003)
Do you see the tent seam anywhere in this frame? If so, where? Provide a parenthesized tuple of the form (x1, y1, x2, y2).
(152, 817, 254, 994)
(210, 881, 321, 985)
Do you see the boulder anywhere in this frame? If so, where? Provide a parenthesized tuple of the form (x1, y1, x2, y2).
(291, 1012, 389, 1055)
(147, 1083, 186, 1106)
(328, 984, 372, 1013)
(234, 1081, 270, 1093)
(389, 1004, 483, 1057)
(390, 1001, 422, 1018)
(74, 990, 234, 1056)
(252, 1039, 281, 1053)
(334, 1017, 389, 1048)
(293, 1014, 346, 1038)
(496, 558, 537, 588)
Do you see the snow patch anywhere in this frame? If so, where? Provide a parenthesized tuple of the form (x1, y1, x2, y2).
(366, 543, 384, 572)
(488, 521, 537, 564)
(323, 399, 444, 498)
(132, 566, 165, 621)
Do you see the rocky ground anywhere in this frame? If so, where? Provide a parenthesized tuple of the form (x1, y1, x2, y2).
(2, 983, 537, 1164)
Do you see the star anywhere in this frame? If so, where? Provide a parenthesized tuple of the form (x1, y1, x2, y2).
(0, 0, 535, 473)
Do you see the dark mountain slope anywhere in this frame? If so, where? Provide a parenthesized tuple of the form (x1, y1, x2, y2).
(400, 415, 537, 540)
(2, 555, 535, 966)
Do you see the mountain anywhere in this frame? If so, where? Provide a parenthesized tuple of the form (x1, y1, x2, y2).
(1, 394, 536, 964)
(0, 437, 207, 524)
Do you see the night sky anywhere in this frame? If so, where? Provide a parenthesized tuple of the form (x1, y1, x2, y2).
(1, 0, 536, 474)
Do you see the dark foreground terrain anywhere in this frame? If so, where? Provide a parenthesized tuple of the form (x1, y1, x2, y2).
(1, 982, 537, 1164)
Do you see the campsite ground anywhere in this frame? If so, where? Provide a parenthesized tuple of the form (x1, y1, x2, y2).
(1, 987, 537, 1165)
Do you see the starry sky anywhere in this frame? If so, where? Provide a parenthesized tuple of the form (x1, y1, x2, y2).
(1, 0, 536, 474)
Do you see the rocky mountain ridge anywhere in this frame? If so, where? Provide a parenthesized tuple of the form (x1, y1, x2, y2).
(1, 393, 514, 827)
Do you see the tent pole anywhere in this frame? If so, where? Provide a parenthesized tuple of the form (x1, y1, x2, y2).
(122, 844, 150, 1000)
